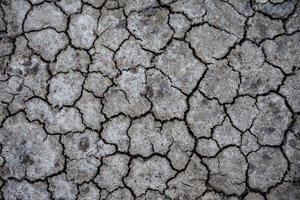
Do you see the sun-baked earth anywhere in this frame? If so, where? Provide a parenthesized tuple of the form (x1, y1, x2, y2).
(0, 0, 299, 199)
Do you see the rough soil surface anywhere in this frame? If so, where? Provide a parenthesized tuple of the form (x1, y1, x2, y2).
(0, 0, 299, 199)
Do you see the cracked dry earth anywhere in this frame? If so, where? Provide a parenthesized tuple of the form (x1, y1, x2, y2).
(0, 0, 300, 200)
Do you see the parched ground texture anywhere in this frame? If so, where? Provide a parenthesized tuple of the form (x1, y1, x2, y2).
(0, 0, 299, 199)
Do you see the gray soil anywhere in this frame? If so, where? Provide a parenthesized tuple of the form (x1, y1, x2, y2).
(0, 0, 299, 199)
